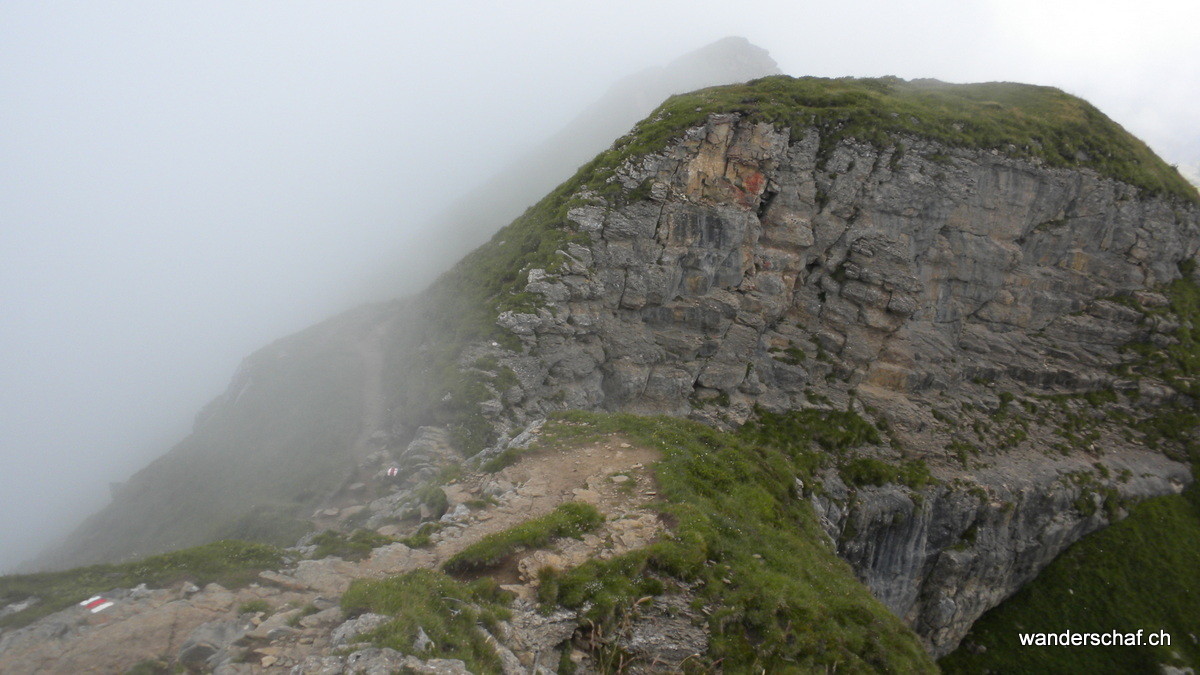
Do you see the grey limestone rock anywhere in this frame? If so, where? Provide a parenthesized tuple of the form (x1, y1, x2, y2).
(178, 618, 248, 670)
(330, 612, 390, 649)
(814, 448, 1191, 655)
(444, 113, 1198, 655)
(289, 648, 471, 675)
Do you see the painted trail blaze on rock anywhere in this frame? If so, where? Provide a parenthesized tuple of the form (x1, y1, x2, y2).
(80, 596, 114, 613)
(734, 169, 767, 208)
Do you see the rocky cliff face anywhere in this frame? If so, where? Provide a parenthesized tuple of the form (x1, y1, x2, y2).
(484, 114, 1196, 425)
(447, 113, 1198, 653)
(812, 449, 1189, 655)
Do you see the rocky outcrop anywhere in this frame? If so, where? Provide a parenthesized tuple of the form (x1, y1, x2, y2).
(0, 583, 283, 674)
(812, 447, 1190, 655)
(451, 113, 1198, 653)
(481, 114, 1198, 426)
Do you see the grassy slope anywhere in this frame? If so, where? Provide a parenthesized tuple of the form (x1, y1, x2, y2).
(0, 540, 281, 630)
(42, 311, 372, 569)
(522, 411, 935, 672)
(341, 410, 934, 672)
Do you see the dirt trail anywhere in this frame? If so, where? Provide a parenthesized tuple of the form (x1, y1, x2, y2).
(0, 434, 667, 674)
(282, 434, 664, 596)
(429, 436, 664, 581)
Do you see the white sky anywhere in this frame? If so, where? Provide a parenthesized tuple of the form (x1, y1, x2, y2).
(0, 0, 1197, 572)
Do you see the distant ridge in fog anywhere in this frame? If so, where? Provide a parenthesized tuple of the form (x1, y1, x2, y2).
(29, 37, 778, 571)
(369, 36, 779, 297)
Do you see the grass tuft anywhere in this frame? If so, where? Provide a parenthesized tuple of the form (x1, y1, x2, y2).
(443, 502, 603, 574)
(237, 598, 271, 615)
(742, 408, 881, 454)
(840, 457, 934, 490)
(398, 522, 444, 549)
(309, 529, 393, 562)
(341, 569, 512, 673)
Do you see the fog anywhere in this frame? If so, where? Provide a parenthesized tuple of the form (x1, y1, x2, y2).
(1, 0, 1197, 573)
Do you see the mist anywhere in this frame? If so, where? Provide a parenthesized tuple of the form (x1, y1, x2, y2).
(1, 0, 1197, 573)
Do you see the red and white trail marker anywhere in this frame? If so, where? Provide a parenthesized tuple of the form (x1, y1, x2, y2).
(80, 596, 114, 613)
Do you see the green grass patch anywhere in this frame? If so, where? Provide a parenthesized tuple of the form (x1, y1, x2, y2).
(341, 569, 512, 673)
(0, 540, 282, 630)
(742, 408, 881, 453)
(947, 440, 976, 467)
(532, 411, 935, 672)
(840, 457, 934, 490)
(399, 522, 444, 549)
(479, 446, 530, 473)
(310, 529, 393, 561)
(443, 502, 603, 574)
(769, 344, 808, 365)
(237, 598, 271, 615)
(414, 481, 450, 519)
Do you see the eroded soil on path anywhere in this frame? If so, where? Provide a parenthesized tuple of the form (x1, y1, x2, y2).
(0, 432, 667, 674)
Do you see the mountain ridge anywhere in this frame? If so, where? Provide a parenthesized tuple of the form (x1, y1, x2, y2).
(12, 72, 1199, 671)
(364, 36, 780, 299)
